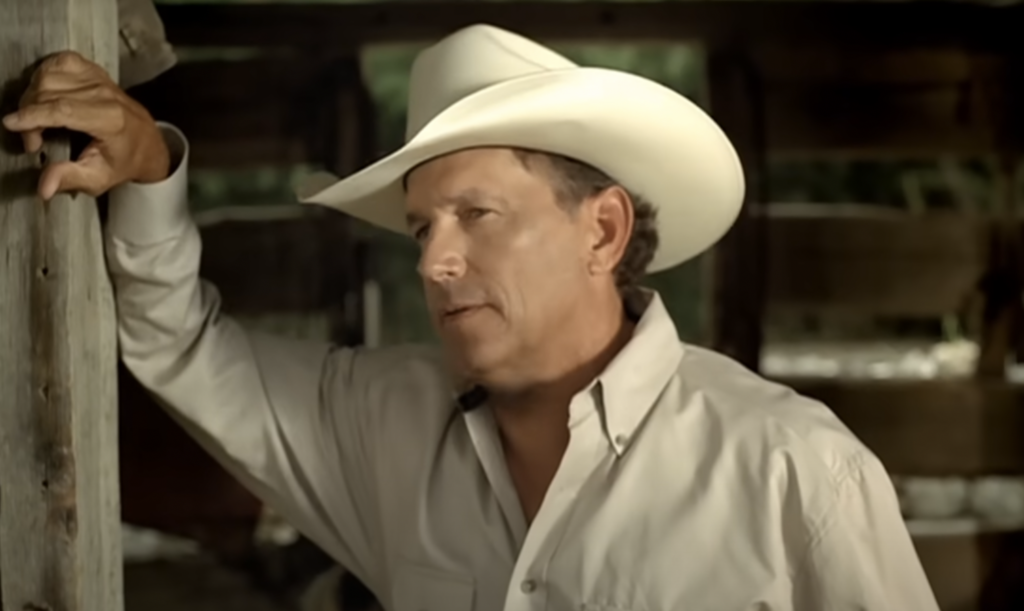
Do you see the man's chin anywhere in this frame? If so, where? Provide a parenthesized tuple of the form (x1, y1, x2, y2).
(441, 340, 504, 382)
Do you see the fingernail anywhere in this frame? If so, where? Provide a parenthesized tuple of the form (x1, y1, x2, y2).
(2, 113, 17, 128)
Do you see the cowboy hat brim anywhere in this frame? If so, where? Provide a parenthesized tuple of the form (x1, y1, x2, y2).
(295, 67, 745, 274)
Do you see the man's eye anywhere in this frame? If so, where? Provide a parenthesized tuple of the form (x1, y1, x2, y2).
(464, 207, 491, 221)
(413, 225, 429, 241)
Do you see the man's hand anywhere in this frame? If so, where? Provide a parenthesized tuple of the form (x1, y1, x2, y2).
(2, 51, 170, 200)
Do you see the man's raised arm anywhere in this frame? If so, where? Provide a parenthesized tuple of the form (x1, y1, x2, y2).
(2, 51, 384, 586)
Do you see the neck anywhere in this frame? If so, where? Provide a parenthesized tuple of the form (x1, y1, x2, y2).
(489, 291, 634, 459)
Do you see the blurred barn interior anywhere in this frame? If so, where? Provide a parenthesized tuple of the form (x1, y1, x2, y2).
(11, 0, 1024, 610)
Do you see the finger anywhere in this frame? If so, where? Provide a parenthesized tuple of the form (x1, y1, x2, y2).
(14, 82, 116, 144)
(22, 130, 43, 154)
(3, 55, 102, 154)
(34, 83, 116, 106)
(3, 99, 122, 139)
(26, 71, 92, 99)
(10, 86, 45, 153)
(37, 51, 101, 81)
(24, 53, 98, 101)
(24, 65, 114, 106)
(38, 151, 113, 201)
(21, 53, 109, 111)
(12, 84, 108, 154)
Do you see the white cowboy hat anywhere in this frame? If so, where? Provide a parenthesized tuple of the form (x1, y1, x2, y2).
(296, 24, 745, 273)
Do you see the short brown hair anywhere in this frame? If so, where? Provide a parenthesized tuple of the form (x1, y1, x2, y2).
(512, 149, 659, 293)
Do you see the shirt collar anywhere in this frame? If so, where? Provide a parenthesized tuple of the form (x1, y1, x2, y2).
(455, 289, 684, 455)
(591, 290, 684, 456)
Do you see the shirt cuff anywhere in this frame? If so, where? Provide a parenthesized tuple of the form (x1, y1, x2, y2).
(106, 121, 191, 245)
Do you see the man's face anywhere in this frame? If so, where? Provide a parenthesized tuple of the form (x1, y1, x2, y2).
(404, 148, 593, 384)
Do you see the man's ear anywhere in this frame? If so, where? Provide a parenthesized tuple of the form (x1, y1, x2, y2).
(586, 186, 634, 276)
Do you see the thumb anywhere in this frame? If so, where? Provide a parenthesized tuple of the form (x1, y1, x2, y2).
(38, 149, 113, 201)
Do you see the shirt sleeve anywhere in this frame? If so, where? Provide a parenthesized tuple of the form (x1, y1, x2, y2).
(793, 451, 941, 611)
(104, 123, 384, 587)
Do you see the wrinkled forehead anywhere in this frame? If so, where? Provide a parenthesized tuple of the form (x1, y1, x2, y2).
(402, 147, 534, 204)
(404, 147, 523, 185)
(402, 149, 572, 234)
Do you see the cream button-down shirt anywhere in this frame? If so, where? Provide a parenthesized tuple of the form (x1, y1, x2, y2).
(105, 126, 940, 611)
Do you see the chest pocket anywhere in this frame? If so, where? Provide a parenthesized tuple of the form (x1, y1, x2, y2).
(390, 562, 475, 611)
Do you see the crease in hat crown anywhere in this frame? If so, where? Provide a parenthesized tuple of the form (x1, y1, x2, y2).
(404, 25, 578, 142)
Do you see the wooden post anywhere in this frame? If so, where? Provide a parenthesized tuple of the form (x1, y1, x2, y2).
(323, 56, 377, 348)
(0, 1, 123, 610)
(706, 47, 768, 371)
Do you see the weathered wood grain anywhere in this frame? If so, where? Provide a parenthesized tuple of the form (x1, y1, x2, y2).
(0, 1, 123, 610)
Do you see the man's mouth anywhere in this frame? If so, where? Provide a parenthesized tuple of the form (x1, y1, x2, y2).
(443, 304, 483, 322)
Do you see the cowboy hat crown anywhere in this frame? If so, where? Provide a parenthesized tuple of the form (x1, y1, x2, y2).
(296, 24, 745, 273)
(404, 25, 576, 140)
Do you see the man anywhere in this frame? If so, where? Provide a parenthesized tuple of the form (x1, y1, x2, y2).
(4, 24, 939, 611)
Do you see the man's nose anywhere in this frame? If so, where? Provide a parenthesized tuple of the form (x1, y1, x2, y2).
(418, 231, 467, 283)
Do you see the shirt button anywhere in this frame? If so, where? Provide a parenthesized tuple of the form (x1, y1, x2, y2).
(520, 579, 538, 593)
(614, 434, 628, 447)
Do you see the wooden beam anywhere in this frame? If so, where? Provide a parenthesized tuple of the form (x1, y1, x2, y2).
(782, 378, 1024, 476)
(754, 46, 981, 85)
(0, 0, 123, 609)
(753, 47, 1016, 156)
(130, 58, 360, 169)
(763, 206, 991, 316)
(764, 82, 1004, 157)
(706, 48, 768, 370)
(156, 2, 1024, 51)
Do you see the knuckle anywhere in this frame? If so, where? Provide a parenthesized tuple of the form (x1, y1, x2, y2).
(53, 98, 73, 118)
(92, 83, 120, 103)
(56, 51, 83, 68)
(41, 51, 84, 75)
(36, 70, 58, 88)
(42, 52, 67, 70)
(39, 55, 60, 72)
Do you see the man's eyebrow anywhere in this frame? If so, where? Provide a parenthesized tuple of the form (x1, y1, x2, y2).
(445, 188, 508, 207)
(405, 211, 426, 229)
(406, 189, 509, 228)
